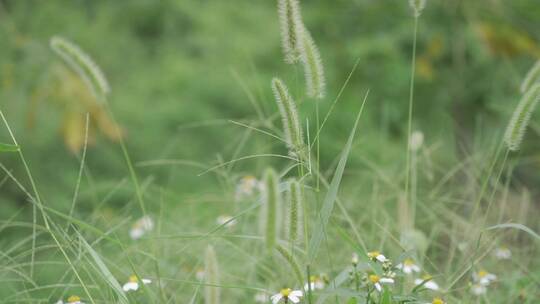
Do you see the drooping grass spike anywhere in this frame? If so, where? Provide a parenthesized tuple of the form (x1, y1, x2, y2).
(50, 36, 110, 103)
(297, 28, 326, 99)
(271, 78, 304, 156)
(260, 168, 282, 250)
(520, 60, 540, 94)
(204, 245, 220, 304)
(504, 84, 540, 151)
(277, 0, 303, 64)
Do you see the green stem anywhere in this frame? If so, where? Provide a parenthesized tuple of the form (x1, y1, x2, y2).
(404, 16, 419, 228)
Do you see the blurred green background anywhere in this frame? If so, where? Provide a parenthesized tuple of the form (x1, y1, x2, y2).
(1, 0, 540, 302)
(1, 0, 539, 239)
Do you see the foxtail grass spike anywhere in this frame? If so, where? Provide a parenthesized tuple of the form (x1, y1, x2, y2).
(298, 29, 326, 99)
(275, 245, 304, 285)
(204, 245, 220, 304)
(286, 179, 303, 243)
(50, 36, 110, 102)
(409, 0, 427, 17)
(278, 0, 303, 64)
(260, 168, 282, 249)
(504, 84, 540, 151)
(271, 78, 304, 156)
(520, 60, 540, 94)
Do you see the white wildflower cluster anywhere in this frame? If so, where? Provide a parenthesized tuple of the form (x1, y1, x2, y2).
(129, 215, 154, 240)
(235, 175, 263, 201)
(470, 269, 497, 296)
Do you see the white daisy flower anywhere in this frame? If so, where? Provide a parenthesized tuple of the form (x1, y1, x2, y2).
(57, 295, 84, 304)
(471, 283, 487, 295)
(271, 288, 303, 303)
(410, 131, 424, 151)
(129, 216, 154, 240)
(122, 275, 152, 292)
(494, 247, 511, 260)
(396, 258, 421, 274)
(304, 275, 325, 291)
(235, 175, 261, 200)
(414, 275, 440, 291)
(367, 251, 388, 263)
(473, 270, 496, 286)
(254, 292, 269, 302)
(368, 274, 394, 292)
(216, 215, 237, 228)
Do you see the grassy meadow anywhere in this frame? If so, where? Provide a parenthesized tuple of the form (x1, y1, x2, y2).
(0, 0, 539, 303)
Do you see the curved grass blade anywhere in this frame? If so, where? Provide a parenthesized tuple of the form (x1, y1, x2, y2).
(308, 92, 369, 262)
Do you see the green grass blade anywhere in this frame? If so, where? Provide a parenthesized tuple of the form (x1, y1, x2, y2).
(308, 91, 369, 262)
(0, 143, 19, 152)
(78, 233, 129, 304)
(486, 223, 540, 241)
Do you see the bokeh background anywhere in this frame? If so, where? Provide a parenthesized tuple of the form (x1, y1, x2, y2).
(0, 0, 539, 301)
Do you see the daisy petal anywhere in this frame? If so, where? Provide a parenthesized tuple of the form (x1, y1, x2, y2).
(271, 294, 283, 304)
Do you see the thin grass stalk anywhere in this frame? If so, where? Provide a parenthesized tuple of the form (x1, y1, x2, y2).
(204, 245, 220, 304)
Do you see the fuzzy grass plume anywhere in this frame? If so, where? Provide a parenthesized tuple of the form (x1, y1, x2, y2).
(50, 36, 110, 102)
(271, 78, 304, 156)
(277, 0, 303, 64)
(298, 29, 326, 99)
(286, 179, 303, 243)
(520, 60, 540, 94)
(204, 245, 220, 304)
(504, 83, 540, 151)
(260, 168, 282, 250)
(409, 0, 427, 18)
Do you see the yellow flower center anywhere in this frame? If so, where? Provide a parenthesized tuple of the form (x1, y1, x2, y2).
(367, 251, 380, 259)
(421, 274, 432, 281)
(404, 258, 415, 266)
(432, 297, 444, 304)
(369, 274, 380, 283)
(67, 295, 81, 302)
(478, 270, 488, 278)
(129, 275, 139, 283)
(280, 288, 292, 297)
